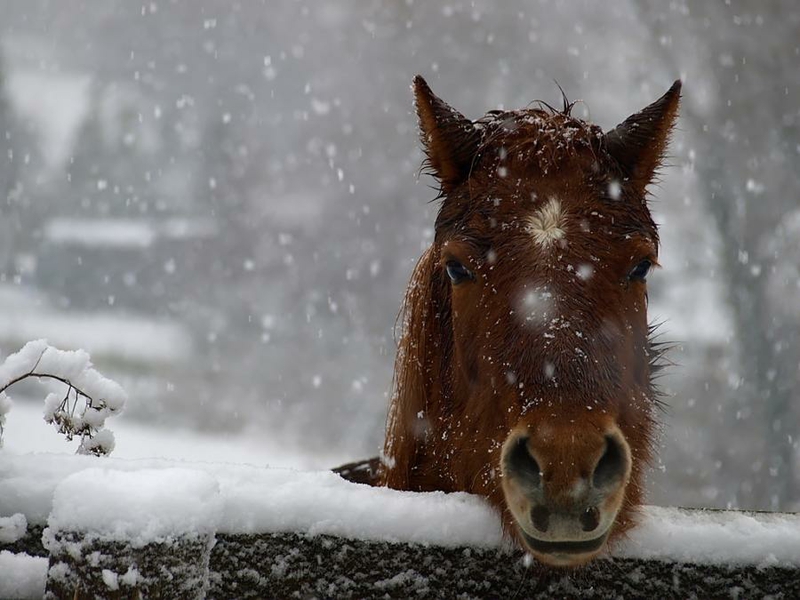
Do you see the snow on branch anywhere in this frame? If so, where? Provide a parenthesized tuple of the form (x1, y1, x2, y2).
(0, 340, 127, 455)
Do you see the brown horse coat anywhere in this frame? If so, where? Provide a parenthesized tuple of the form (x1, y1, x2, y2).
(340, 76, 680, 567)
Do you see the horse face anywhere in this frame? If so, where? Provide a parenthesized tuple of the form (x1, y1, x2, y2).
(381, 77, 680, 567)
(439, 161, 657, 564)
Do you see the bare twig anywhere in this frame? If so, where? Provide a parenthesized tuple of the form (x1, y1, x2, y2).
(1, 360, 110, 454)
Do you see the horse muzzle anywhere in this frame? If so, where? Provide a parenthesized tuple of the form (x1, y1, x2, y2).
(499, 424, 632, 567)
(518, 523, 611, 566)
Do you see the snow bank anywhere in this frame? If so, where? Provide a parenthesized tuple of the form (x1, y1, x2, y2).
(42, 217, 218, 249)
(0, 391, 10, 444)
(619, 505, 800, 568)
(43, 468, 220, 599)
(0, 453, 502, 549)
(0, 283, 193, 364)
(0, 551, 47, 600)
(0, 513, 27, 543)
(215, 467, 502, 547)
(1, 452, 799, 566)
(4, 69, 91, 172)
(47, 468, 222, 546)
(2, 399, 346, 469)
(44, 218, 156, 249)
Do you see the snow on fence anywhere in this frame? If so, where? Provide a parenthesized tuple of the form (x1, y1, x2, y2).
(1, 452, 799, 599)
(0, 341, 799, 597)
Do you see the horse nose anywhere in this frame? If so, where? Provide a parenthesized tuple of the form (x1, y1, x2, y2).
(530, 505, 550, 532)
(591, 434, 628, 489)
(502, 436, 542, 490)
(580, 506, 600, 532)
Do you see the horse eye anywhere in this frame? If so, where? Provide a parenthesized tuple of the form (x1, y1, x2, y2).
(628, 259, 652, 282)
(445, 260, 474, 285)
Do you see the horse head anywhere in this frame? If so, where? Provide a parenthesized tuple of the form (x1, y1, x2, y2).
(382, 75, 680, 566)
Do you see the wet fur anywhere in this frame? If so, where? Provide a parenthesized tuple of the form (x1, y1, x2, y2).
(380, 77, 680, 557)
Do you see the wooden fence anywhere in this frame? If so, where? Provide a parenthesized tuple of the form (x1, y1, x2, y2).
(0, 518, 795, 599)
(1, 454, 798, 599)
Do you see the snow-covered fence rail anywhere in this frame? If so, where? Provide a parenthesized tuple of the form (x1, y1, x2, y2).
(1, 453, 799, 599)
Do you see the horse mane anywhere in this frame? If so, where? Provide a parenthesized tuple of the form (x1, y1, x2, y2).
(381, 245, 452, 489)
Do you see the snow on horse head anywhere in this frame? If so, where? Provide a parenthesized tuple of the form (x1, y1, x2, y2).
(379, 75, 681, 566)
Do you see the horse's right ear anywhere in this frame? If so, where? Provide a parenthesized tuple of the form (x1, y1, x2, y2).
(413, 75, 481, 188)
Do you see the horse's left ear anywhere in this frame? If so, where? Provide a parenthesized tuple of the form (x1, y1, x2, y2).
(604, 80, 682, 195)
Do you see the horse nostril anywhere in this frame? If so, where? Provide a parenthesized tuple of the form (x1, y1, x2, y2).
(504, 436, 542, 489)
(531, 505, 550, 532)
(580, 506, 600, 532)
(592, 434, 628, 489)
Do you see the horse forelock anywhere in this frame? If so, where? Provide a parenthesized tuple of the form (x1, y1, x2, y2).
(473, 108, 604, 173)
(432, 108, 645, 247)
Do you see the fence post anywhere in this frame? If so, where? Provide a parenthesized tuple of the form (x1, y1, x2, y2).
(42, 467, 221, 600)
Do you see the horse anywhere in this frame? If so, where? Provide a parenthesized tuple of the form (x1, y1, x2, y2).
(337, 75, 680, 567)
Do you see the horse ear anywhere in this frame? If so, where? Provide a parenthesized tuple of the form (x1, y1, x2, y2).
(413, 75, 481, 188)
(604, 80, 682, 194)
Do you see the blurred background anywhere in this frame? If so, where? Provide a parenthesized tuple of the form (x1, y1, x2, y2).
(0, 0, 797, 511)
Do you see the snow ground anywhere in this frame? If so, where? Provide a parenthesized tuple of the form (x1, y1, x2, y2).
(43, 216, 218, 248)
(2, 399, 353, 469)
(0, 551, 47, 600)
(1, 446, 799, 599)
(1, 452, 502, 547)
(2, 399, 799, 599)
(2, 446, 799, 565)
(4, 68, 91, 173)
(0, 285, 192, 365)
(0, 400, 358, 600)
(48, 468, 223, 545)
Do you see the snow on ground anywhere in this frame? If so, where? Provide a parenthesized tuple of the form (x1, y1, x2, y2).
(0, 410, 366, 600)
(0, 310, 192, 366)
(1, 452, 503, 549)
(48, 468, 222, 546)
(1, 452, 799, 600)
(0, 513, 27, 543)
(2, 448, 800, 567)
(43, 218, 156, 248)
(1, 385, 798, 595)
(4, 68, 91, 172)
(0, 551, 47, 599)
(2, 399, 351, 469)
(0, 284, 193, 365)
(42, 216, 218, 248)
(617, 506, 800, 568)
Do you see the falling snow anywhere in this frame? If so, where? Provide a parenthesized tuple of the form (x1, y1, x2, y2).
(0, 4, 797, 592)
